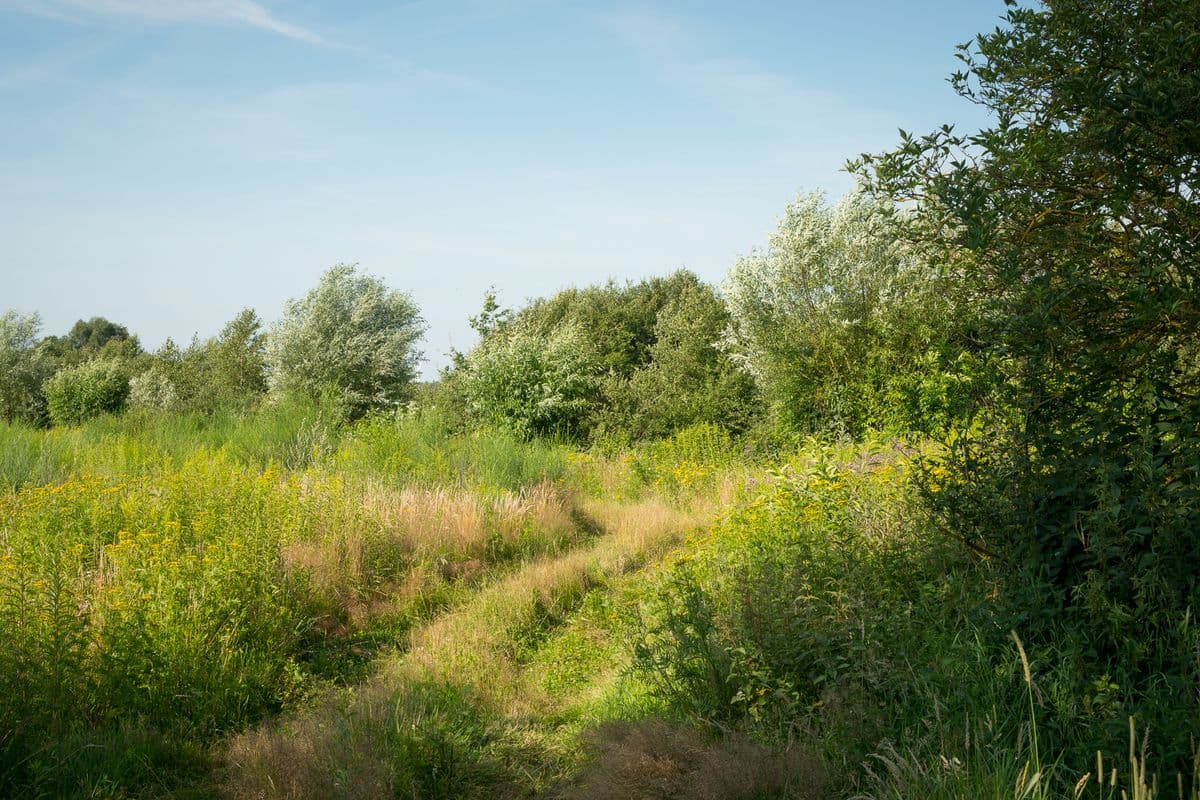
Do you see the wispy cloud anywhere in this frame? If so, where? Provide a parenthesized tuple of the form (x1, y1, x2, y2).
(5, 0, 322, 43)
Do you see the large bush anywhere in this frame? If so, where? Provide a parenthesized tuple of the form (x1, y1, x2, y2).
(131, 309, 268, 415)
(856, 0, 1200, 766)
(449, 272, 754, 440)
(0, 310, 51, 425)
(515, 271, 711, 375)
(455, 321, 602, 439)
(621, 284, 757, 438)
(43, 358, 130, 426)
(724, 190, 959, 436)
(267, 265, 426, 417)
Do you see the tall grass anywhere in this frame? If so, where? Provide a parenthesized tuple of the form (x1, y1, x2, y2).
(0, 420, 77, 489)
(0, 395, 336, 490)
(334, 407, 571, 491)
(0, 410, 592, 798)
(222, 497, 712, 800)
(9, 410, 1191, 799)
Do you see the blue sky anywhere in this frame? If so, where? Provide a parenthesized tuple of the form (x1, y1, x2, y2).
(1, 0, 1003, 376)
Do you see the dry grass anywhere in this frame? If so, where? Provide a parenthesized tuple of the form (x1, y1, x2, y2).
(221, 497, 713, 800)
(405, 497, 696, 709)
(569, 719, 825, 800)
(223, 695, 394, 800)
(280, 481, 579, 630)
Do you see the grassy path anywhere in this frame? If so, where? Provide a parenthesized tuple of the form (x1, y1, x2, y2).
(220, 497, 712, 800)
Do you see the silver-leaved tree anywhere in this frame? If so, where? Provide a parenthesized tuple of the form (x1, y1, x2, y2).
(267, 264, 426, 417)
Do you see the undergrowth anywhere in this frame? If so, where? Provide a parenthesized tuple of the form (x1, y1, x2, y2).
(2, 416, 1195, 798)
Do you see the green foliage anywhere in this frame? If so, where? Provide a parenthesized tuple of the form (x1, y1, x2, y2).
(0, 420, 77, 490)
(0, 415, 586, 797)
(0, 453, 323, 792)
(0, 392, 342, 491)
(334, 407, 570, 491)
(128, 338, 187, 413)
(455, 319, 603, 439)
(724, 189, 960, 436)
(0, 310, 52, 426)
(65, 317, 136, 353)
(203, 307, 270, 409)
(516, 271, 708, 375)
(634, 442, 932, 726)
(131, 308, 268, 415)
(267, 264, 426, 417)
(43, 358, 130, 426)
(618, 283, 757, 439)
(632, 561, 736, 721)
(127, 363, 178, 412)
(450, 271, 754, 441)
(636, 423, 738, 495)
(39, 316, 141, 368)
(563, 422, 741, 503)
(467, 286, 513, 340)
(623, 433, 1200, 796)
(855, 0, 1200, 765)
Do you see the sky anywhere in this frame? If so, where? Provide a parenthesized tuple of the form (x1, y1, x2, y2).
(0, 0, 1004, 377)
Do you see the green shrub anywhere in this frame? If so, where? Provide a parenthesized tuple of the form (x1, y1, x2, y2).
(449, 272, 755, 441)
(267, 264, 426, 417)
(133, 308, 269, 416)
(43, 358, 130, 426)
(857, 0, 1200, 768)
(634, 441, 926, 724)
(514, 271, 710, 377)
(723, 190, 959, 436)
(618, 284, 757, 439)
(0, 310, 52, 426)
(454, 321, 603, 440)
(628, 441, 1076, 792)
(128, 363, 178, 411)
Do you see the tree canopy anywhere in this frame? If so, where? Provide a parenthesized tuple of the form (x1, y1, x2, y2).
(0, 311, 49, 425)
(724, 189, 957, 436)
(447, 271, 755, 441)
(267, 265, 426, 416)
(855, 0, 1200, 759)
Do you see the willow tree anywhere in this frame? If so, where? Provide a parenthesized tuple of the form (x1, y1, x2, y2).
(267, 265, 426, 417)
(723, 189, 955, 435)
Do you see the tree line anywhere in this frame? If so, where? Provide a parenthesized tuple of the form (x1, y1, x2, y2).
(2, 188, 957, 444)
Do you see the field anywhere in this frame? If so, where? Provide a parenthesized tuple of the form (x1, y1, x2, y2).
(2, 402, 1195, 799)
(4, 0, 1199, 797)
(0, 403, 723, 797)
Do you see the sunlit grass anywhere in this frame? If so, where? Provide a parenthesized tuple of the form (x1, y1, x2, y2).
(221, 497, 716, 800)
(3, 413, 1193, 799)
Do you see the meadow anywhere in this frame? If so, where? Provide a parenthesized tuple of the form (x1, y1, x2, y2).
(3, 3, 1197, 795)
(0, 403, 730, 797)
(2, 403, 1195, 799)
